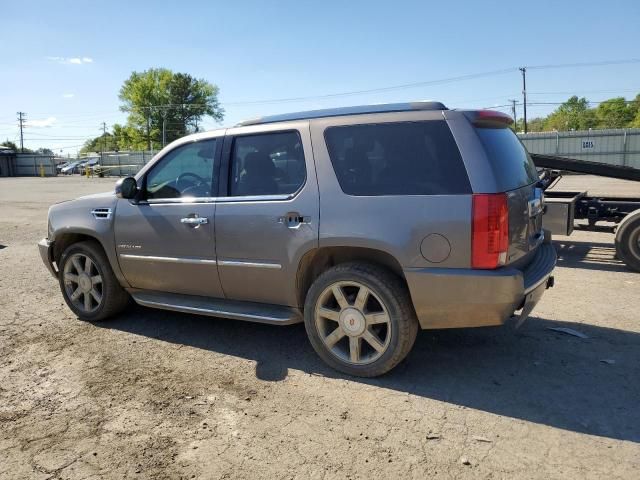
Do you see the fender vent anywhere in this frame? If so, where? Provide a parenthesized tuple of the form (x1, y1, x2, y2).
(91, 208, 112, 220)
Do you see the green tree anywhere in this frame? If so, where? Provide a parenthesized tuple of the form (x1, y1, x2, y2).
(515, 117, 546, 132)
(35, 148, 54, 155)
(595, 97, 636, 128)
(80, 132, 119, 154)
(545, 96, 597, 131)
(1, 140, 18, 151)
(629, 94, 640, 128)
(118, 68, 223, 149)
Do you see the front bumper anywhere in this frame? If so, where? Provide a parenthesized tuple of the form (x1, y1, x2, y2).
(38, 238, 58, 278)
(404, 242, 557, 330)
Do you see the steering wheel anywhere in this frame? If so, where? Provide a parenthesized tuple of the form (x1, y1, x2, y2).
(176, 172, 208, 195)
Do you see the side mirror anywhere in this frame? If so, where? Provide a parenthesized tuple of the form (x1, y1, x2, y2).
(115, 176, 138, 200)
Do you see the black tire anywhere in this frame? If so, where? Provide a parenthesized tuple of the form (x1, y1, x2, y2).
(303, 262, 419, 377)
(615, 211, 640, 272)
(58, 240, 130, 321)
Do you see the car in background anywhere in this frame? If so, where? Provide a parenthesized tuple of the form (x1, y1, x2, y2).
(56, 161, 71, 173)
(59, 161, 81, 175)
(83, 158, 100, 175)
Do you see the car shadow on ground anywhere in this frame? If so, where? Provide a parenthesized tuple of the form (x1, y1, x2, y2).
(555, 239, 629, 273)
(102, 306, 640, 443)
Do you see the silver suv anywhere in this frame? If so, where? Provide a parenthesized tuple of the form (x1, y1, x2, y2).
(39, 102, 556, 377)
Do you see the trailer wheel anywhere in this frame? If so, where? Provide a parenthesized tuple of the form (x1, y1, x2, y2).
(615, 209, 640, 273)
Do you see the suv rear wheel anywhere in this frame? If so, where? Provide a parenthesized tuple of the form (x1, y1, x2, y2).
(58, 240, 130, 321)
(304, 262, 418, 377)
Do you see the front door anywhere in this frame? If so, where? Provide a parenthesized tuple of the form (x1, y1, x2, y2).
(114, 137, 224, 298)
(214, 122, 319, 307)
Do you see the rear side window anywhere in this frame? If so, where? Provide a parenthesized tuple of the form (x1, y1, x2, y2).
(229, 131, 306, 196)
(475, 127, 538, 191)
(324, 121, 471, 196)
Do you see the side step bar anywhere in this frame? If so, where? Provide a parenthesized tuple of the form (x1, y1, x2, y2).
(129, 289, 303, 325)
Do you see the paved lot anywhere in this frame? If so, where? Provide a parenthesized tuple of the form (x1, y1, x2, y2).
(1, 176, 639, 479)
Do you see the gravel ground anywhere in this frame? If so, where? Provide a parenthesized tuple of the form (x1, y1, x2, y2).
(1, 176, 639, 479)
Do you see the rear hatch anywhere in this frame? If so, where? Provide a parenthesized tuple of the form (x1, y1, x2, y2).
(473, 119, 543, 267)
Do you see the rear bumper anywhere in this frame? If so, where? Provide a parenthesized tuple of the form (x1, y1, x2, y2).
(404, 242, 557, 329)
(38, 238, 58, 278)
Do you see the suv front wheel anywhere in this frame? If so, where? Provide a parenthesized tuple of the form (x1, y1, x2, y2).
(304, 263, 418, 377)
(58, 240, 130, 321)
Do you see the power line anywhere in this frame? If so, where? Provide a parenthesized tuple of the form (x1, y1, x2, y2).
(527, 59, 640, 70)
(224, 69, 520, 106)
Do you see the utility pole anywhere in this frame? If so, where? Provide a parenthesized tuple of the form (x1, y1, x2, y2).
(101, 122, 107, 156)
(17, 112, 26, 153)
(519, 67, 528, 134)
(162, 111, 167, 148)
(144, 106, 152, 151)
(509, 99, 517, 130)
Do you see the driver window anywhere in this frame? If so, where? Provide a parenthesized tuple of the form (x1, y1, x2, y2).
(145, 139, 217, 200)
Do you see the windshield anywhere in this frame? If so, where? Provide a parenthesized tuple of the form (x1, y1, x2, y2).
(475, 127, 538, 191)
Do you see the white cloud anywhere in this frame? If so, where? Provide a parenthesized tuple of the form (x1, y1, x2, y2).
(62, 93, 75, 98)
(46, 56, 94, 65)
(27, 117, 57, 128)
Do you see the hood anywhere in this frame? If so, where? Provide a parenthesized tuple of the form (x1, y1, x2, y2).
(77, 191, 117, 201)
(50, 190, 117, 216)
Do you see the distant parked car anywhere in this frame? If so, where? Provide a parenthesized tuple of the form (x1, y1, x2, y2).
(82, 158, 100, 175)
(56, 162, 70, 173)
(60, 161, 81, 174)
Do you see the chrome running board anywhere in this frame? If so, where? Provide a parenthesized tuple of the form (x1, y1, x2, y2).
(129, 289, 303, 325)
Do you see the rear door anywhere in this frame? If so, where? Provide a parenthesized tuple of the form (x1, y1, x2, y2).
(474, 125, 543, 265)
(214, 121, 319, 307)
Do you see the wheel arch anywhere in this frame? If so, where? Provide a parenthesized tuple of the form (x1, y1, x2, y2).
(52, 230, 130, 287)
(53, 232, 104, 264)
(296, 246, 407, 308)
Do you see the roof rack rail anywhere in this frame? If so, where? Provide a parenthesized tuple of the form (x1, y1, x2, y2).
(236, 101, 447, 127)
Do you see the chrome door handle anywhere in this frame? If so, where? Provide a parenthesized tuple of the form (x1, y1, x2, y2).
(181, 216, 208, 226)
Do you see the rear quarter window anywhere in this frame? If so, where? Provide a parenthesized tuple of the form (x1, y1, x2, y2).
(324, 121, 471, 196)
(475, 127, 538, 191)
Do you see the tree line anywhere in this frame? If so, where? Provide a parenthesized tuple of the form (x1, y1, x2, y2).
(516, 94, 640, 132)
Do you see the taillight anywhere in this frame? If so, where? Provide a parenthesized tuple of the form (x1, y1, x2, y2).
(472, 193, 509, 269)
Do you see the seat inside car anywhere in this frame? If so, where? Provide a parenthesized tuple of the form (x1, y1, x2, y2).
(239, 151, 278, 195)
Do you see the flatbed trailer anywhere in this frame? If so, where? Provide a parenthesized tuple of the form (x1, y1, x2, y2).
(531, 153, 640, 272)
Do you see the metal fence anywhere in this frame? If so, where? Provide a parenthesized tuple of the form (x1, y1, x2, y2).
(96, 151, 155, 176)
(518, 128, 640, 169)
(8, 154, 58, 176)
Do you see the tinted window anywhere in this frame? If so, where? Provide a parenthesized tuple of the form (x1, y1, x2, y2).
(324, 121, 471, 196)
(146, 139, 217, 199)
(475, 127, 538, 190)
(229, 131, 305, 196)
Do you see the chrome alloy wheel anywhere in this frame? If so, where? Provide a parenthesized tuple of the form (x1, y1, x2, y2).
(314, 281, 392, 365)
(63, 253, 103, 313)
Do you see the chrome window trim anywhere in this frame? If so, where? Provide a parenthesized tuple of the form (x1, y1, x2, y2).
(119, 254, 217, 265)
(218, 259, 282, 269)
(216, 193, 295, 203)
(142, 193, 297, 205)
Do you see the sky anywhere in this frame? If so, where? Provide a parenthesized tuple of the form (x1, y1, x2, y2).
(1, 0, 639, 155)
